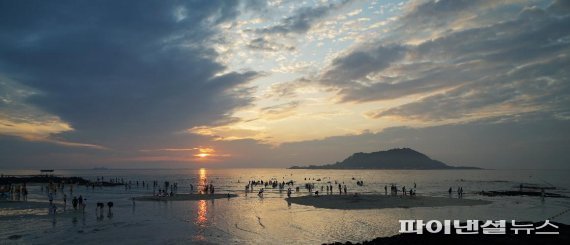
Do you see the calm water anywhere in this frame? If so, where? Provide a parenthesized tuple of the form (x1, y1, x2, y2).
(1, 168, 569, 244)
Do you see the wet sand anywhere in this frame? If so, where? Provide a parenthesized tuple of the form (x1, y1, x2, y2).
(286, 194, 491, 210)
(134, 193, 238, 201)
(0, 200, 49, 209)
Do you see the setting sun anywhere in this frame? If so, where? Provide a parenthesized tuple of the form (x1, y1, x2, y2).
(196, 153, 209, 158)
(194, 147, 214, 159)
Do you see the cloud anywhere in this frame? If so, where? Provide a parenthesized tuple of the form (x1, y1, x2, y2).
(318, 44, 407, 89)
(0, 0, 260, 152)
(1, 0, 568, 169)
(270, 61, 316, 74)
(254, 0, 350, 35)
(259, 101, 300, 120)
(371, 55, 570, 121)
(0, 76, 106, 148)
(247, 37, 296, 52)
(0, 134, 111, 167)
(389, 0, 531, 43)
(547, 0, 570, 15)
(263, 78, 324, 100)
(303, 0, 570, 122)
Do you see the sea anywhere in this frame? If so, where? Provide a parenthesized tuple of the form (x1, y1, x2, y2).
(1, 168, 569, 244)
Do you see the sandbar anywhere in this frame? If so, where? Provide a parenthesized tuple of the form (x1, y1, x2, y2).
(286, 194, 491, 210)
(134, 193, 238, 201)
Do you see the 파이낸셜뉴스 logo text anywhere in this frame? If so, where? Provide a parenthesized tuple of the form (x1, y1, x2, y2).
(399, 220, 559, 235)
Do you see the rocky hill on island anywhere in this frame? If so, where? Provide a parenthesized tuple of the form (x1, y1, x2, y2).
(289, 148, 479, 170)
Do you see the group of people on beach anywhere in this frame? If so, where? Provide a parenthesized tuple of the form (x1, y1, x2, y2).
(151, 180, 183, 197)
(42, 181, 79, 214)
(245, 179, 291, 194)
(449, 186, 464, 198)
(148, 179, 221, 197)
(95, 201, 114, 217)
(38, 179, 120, 218)
(47, 188, 88, 215)
(321, 183, 348, 195)
(70, 195, 87, 211)
(243, 176, 383, 198)
(1, 183, 28, 200)
(202, 183, 215, 194)
(385, 183, 417, 196)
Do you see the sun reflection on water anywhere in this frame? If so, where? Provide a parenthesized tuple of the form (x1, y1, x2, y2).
(199, 168, 207, 188)
(196, 168, 208, 225)
(196, 200, 207, 225)
(193, 168, 209, 241)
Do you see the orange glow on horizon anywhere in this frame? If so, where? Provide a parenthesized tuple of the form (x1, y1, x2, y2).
(194, 147, 214, 159)
(196, 153, 210, 158)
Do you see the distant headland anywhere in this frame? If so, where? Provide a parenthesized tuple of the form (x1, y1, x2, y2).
(289, 148, 480, 170)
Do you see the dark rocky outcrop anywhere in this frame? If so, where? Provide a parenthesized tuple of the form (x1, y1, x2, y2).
(290, 148, 479, 170)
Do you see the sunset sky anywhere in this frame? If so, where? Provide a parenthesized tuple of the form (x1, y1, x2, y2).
(1, 0, 569, 169)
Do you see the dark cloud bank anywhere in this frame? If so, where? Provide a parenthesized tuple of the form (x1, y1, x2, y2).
(0, 0, 262, 137)
(0, 0, 263, 166)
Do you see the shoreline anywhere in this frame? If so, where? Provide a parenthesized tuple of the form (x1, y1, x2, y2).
(286, 194, 491, 210)
(0, 175, 121, 186)
(134, 193, 238, 201)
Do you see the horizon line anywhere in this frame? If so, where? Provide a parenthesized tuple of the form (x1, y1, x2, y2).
(1, 167, 570, 171)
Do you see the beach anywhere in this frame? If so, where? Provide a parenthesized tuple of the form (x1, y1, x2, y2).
(286, 194, 491, 210)
(3, 0, 568, 244)
(1, 168, 569, 244)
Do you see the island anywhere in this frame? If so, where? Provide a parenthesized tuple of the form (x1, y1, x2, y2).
(289, 148, 479, 169)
